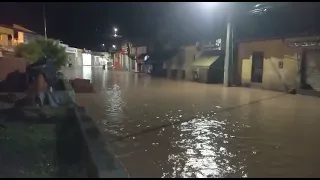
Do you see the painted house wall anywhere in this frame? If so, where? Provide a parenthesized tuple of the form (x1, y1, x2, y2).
(17, 31, 24, 44)
(238, 38, 305, 91)
(0, 26, 13, 46)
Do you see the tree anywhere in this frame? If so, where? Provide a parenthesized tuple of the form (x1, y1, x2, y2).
(15, 38, 68, 67)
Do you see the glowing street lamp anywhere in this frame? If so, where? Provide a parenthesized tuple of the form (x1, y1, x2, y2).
(198, 2, 219, 9)
(112, 45, 116, 49)
(197, 2, 233, 86)
(197, 2, 278, 86)
(114, 28, 118, 33)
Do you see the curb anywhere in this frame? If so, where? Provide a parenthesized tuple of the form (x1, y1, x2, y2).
(58, 74, 129, 178)
(73, 108, 129, 178)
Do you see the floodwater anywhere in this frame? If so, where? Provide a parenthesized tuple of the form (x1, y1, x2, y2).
(63, 66, 320, 178)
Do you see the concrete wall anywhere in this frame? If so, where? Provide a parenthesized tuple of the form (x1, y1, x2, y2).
(238, 38, 304, 91)
(0, 57, 28, 80)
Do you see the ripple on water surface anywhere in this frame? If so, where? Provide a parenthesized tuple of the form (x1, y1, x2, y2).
(65, 68, 320, 178)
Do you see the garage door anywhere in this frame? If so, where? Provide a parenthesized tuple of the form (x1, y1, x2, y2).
(306, 51, 320, 91)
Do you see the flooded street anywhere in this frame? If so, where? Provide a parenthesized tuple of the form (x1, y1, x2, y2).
(63, 67, 320, 178)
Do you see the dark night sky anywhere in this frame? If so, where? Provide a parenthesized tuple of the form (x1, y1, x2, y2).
(2, 2, 320, 50)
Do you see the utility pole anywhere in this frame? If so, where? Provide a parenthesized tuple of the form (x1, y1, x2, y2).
(42, 3, 47, 41)
(223, 4, 234, 87)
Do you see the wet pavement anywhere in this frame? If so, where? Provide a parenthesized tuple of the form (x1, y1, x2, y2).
(63, 66, 320, 178)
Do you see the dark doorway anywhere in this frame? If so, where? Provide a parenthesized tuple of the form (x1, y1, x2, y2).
(132, 60, 135, 70)
(251, 52, 264, 83)
(171, 69, 178, 79)
(181, 70, 186, 79)
(8, 35, 12, 46)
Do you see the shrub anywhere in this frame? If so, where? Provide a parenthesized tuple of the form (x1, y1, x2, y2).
(15, 38, 68, 67)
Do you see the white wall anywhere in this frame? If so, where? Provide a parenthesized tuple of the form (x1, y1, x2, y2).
(82, 53, 92, 66)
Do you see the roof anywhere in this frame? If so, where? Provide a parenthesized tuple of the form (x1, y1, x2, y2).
(192, 56, 219, 68)
(0, 24, 38, 35)
(13, 24, 34, 33)
(199, 50, 224, 58)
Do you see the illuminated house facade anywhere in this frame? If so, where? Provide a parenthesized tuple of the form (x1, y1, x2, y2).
(0, 24, 41, 55)
(238, 35, 320, 95)
(0, 24, 40, 45)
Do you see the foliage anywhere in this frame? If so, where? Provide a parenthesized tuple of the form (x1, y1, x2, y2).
(15, 38, 68, 67)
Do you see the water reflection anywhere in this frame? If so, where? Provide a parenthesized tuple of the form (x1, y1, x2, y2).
(82, 66, 92, 81)
(63, 68, 320, 178)
(162, 114, 247, 178)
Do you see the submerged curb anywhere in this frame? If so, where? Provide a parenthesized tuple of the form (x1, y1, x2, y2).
(73, 108, 129, 178)
(59, 74, 129, 178)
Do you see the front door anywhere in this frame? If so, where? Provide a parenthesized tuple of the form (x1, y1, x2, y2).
(251, 52, 264, 83)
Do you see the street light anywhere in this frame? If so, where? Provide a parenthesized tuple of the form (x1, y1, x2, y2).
(42, 3, 47, 41)
(198, 2, 219, 9)
(114, 28, 118, 33)
(102, 43, 105, 47)
(197, 2, 233, 86)
(112, 45, 116, 49)
(196, 2, 273, 86)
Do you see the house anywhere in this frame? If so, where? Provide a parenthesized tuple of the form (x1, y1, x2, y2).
(129, 45, 147, 72)
(145, 49, 178, 77)
(161, 39, 225, 83)
(12, 24, 40, 44)
(108, 42, 132, 71)
(0, 24, 41, 56)
(190, 49, 225, 84)
(141, 41, 180, 77)
(58, 42, 83, 66)
(0, 25, 14, 47)
(237, 35, 320, 95)
(91, 51, 108, 66)
(0, 24, 40, 46)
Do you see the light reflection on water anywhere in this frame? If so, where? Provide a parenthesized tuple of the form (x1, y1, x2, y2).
(82, 66, 92, 82)
(64, 67, 320, 178)
(162, 114, 247, 178)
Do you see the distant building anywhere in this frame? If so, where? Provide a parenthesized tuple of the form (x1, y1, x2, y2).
(129, 45, 147, 72)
